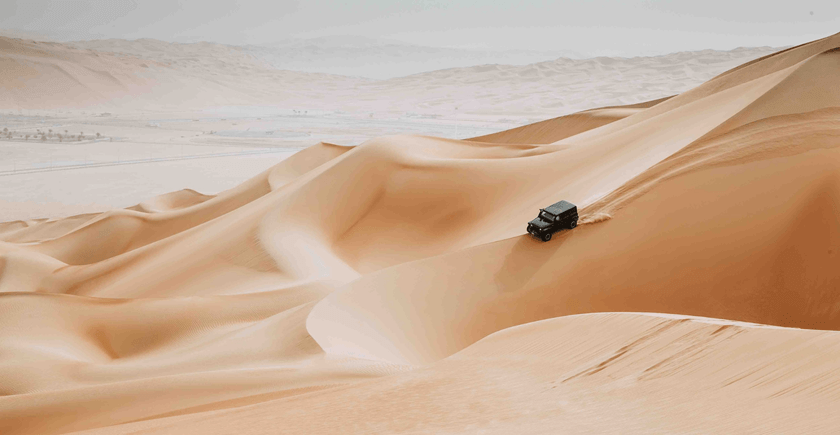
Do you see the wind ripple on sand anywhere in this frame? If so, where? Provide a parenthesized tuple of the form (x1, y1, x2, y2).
(70, 313, 840, 434)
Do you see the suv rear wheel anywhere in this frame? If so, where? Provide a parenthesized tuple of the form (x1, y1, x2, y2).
(570, 220, 577, 229)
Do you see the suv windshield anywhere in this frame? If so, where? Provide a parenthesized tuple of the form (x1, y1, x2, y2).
(539, 211, 556, 221)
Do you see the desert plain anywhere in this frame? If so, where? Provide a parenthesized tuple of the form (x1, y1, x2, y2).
(1, 30, 840, 434)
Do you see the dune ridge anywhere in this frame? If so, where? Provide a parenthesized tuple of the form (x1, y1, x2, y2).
(1, 32, 840, 434)
(307, 33, 840, 365)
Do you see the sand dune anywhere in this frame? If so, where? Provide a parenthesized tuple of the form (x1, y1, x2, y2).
(129, 189, 215, 213)
(468, 96, 672, 144)
(1, 32, 840, 434)
(71, 313, 840, 434)
(74, 35, 583, 80)
(308, 34, 840, 365)
(4, 36, 776, 120)
(371, 47, 781, 117)
(309, 109, 840, 364)
(0, 37, 363, 110)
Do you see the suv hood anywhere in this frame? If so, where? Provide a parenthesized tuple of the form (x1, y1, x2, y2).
(528, 218, 551, 229)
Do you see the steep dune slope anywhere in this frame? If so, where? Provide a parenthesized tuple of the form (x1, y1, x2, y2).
(468, 96, 672, 144)
(217, 50, 814, 277)
(557, 33, 840, 149)
(302, 48, 810, 275)
(309, 111, 840, 364)
(307, 34, 840, 364)
(699, 47, 840, 141)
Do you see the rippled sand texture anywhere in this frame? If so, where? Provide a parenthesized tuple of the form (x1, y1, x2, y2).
(3, 34, 840, 434)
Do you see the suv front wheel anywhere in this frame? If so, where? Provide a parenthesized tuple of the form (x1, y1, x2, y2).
(542, 232, 552, 242)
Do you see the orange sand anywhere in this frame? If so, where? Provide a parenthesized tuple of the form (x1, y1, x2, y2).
(2, 33, 840, 434)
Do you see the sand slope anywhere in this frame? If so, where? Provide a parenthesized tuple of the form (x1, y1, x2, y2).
(468, 96, 672, 144)
(70, 313, 840, 434)
(308, 34, 840, 365)
(309, 110, 840, 364)
(0, 37, 363, 110)
(1, 33, 840, 434)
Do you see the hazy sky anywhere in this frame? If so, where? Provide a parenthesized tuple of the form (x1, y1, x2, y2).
(1, 1, 838, 55)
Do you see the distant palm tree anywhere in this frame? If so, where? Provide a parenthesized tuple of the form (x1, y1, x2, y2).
(96, 132, 101, 138)
(57, 134, 62, 142)
(24, 134, 29, 141)
(41, 135, 46, 142)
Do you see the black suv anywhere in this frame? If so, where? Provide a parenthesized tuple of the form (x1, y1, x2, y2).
(527, 200, 578, 241)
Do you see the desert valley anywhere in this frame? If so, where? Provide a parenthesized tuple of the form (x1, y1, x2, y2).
(1, 21, 840, 435)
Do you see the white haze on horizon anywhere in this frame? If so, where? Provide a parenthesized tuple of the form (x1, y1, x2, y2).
(0, 0, 837, 56)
